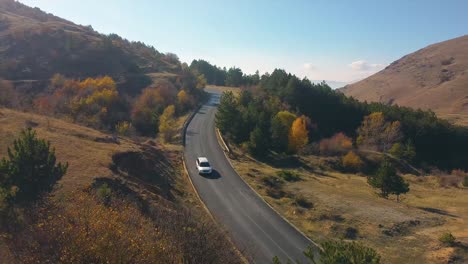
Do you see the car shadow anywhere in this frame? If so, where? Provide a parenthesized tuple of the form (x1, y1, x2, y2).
(200, 169, 222, 179)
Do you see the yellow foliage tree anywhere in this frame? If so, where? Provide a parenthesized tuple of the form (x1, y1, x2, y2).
(288, 115, 309, 153)
(96, 76, 116, 91)
(357, 112, 403, 152)
(84, 87, 119, 106)
(159, 105, 176, 142)
(177, 90, 191, 112)
(79, 76, 116, 91)
(342, 151, 364, 171)
(115, 121, 131, 136)
(196, 74, 207, 89)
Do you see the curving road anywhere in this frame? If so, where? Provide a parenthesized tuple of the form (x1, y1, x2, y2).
(184, 88, 314, 263)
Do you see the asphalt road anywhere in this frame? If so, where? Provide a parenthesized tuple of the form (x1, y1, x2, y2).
(183, 89, 314, 263)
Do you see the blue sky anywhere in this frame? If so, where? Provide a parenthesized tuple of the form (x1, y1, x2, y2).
(21, 0, 468, 83)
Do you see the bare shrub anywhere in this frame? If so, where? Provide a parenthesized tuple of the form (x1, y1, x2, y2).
(319, 132, 353, 156)
(441, 57, 454, 66)
(7, 190, 241, 263)
(293, 195, 313, 208)
(438, 174, 462, 188)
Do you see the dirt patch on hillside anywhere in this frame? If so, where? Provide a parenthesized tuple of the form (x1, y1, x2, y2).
(110, 144, 179, 200)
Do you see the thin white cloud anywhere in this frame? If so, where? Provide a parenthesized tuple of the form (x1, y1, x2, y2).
(349, 60, 385, 72)
(303, 63, 315, 70)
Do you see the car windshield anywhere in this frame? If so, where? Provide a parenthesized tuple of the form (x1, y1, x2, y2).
(200, 162, 210, 167)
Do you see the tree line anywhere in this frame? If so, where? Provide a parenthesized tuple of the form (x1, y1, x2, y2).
(190, 59, 260, 87)
(215, 69, 468, 171)
(1, 65, 207, 141)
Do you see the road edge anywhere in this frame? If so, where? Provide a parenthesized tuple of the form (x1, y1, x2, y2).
(216, 128, 231, 153)
(214, 127, 322, 251)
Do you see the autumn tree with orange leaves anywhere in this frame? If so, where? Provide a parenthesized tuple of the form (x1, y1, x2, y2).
(288, 116, 309, 153)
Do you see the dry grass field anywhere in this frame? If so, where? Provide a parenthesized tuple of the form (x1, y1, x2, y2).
(206, 85, 241, 95)
(0, 108, 204, 206)
(0, 108, 136, 191)
(227, 147, 468, 263)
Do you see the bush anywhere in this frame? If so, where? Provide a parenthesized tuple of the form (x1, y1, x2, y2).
(11, 191, 172, 263)
(463, 176, 468, 187)
(276, 170, 301, 182)
(293, 195, 312, 208)
(96, 183, 112, 205)
(342, 151, 364, 172)
(287, 240, 381, 264)
(439, 232, 456, 246)
(0, 129, 68, 206)
(389, 142, 416, 162)
(318, 240, 380, 264)
(344, 227, 359, 240)
(159, 105, 177, 142)
(438, 174, 462, 188)
(319, 132, 353, 156)
(8, 190, 242, 263)
(265, 187, 286, 199)
(261, 175, 283, 188)
(451, 169, 468, 177)
(275, 241, 381, 263)
(115, 121, 131, 136)
(368, 161, 409, 201)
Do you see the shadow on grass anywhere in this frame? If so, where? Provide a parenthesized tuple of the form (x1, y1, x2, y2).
(252, 152, 337, 179)
(417, 207, 459, 218)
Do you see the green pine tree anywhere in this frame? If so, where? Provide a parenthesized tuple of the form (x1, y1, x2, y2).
(0, 129, 68, 205)
(215, 91, 240, 137)
(368, 160, 409, 201)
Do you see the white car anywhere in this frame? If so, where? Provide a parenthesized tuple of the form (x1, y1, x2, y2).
(196, 157, 212, 174)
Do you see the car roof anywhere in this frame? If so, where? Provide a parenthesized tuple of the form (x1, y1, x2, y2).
(197, 157, 209, 163)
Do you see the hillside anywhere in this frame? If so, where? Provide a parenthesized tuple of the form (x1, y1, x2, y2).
(0, 108, 240, 262)
(341, 35, 468, 126)
(0, 0, 180, 92)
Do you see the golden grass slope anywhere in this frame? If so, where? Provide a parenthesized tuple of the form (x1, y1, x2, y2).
(341, 35, 468, 126)
(0, 108, 138, 190)
(227, 146, 468, 263)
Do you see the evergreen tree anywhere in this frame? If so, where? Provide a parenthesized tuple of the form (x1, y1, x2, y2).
(248, 126, 269, 156)
(215, 91, 240, 138)
(0, 129, 68, 205)
(248, 111, 272, 156)
(271, 111, 296, 152)
(225, 67, 244, 87)
(368, 161, 409, 201)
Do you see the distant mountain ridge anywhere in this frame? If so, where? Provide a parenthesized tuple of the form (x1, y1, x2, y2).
(340, 35, 468, 126)
(0, 0, 180, 82)
(311, 80, 351, 89)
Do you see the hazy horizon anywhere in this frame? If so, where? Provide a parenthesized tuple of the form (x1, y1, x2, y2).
(20, 0, 468, 83)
